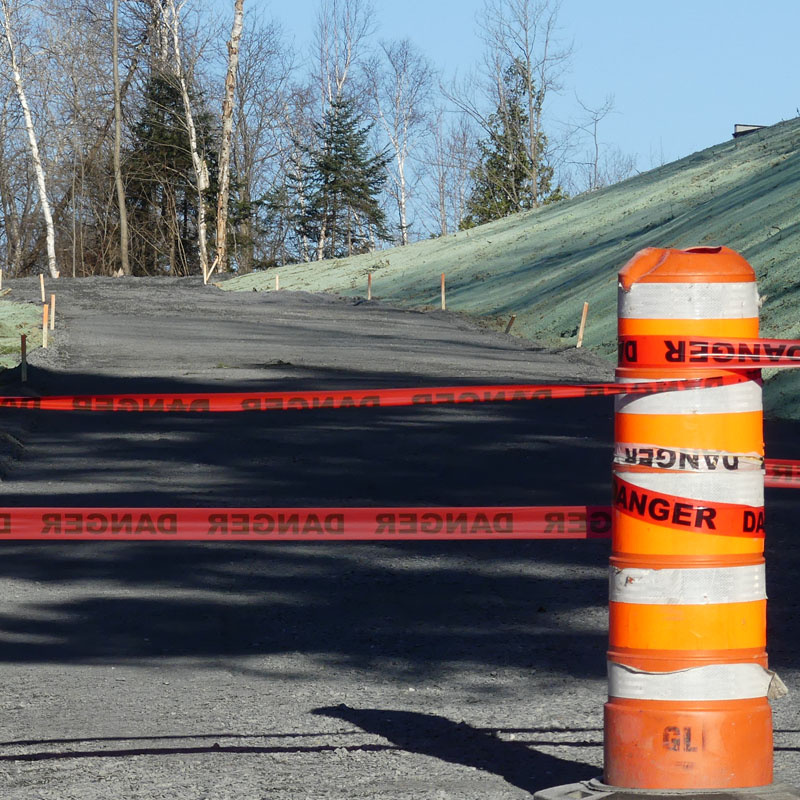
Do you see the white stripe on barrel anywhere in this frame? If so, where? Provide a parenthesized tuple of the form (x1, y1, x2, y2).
(608, 661, 773, 701)
(610, 564, 766, 605)
(619, 282, 760, 319)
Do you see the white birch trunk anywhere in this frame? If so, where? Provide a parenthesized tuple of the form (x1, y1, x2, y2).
(214, 0, 244, 281)
(166, 0, 209, 280)
(1, 0, 58, 278)
(113, 0, 131, 275)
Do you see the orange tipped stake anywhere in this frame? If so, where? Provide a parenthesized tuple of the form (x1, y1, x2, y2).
(39, 273, 45, 303)
(42, 303, 49, 349)
(49, 293, 55, 330)
(367, 272, 372, 301)
(440, 272, 446, 310)
(504, 314, 517, 334)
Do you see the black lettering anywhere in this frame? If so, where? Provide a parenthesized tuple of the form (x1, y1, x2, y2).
(544, 512, 565, 533)
(157, 514, 177, 534)
(704, 454, 720, 470)
(286, 398, 309, 410)
(639, 448, 654, 467)
(589, 510, 612, 534)
(411, 393, 433, 405)
(683, 727, 697, 753)
(470, 513, 492, 534)
(142, 399, 165, 411)
(743, 510, 765, 534)
(278, 514, 300, 534)
(111, 514, 133, 535)
(619, 339, 637, 363)
(663, 726, 681, 751)
(530, 389, 552, 400)
(374, 513, 396, 534)
(241, 398, 261, 411)
(189, 399, 210, 412)
(493, 513, 513, 533)
(230, 513, 249, 534)
(457, 392, 480, 403)
(64, 513, 83, 534)
(420, 513, 443, 534)
(671, 502, 693, 526)
(656, 448, 676, 468)
(207, 513, 228, 535)
(722, 456, 739, 470)
(135, 514, 157, 535)
(303, 514, 324, 535)
(325, 514, 345, 534)
(679, 453, 700, 470)
(648, 498, 670, 521)
(359, 395, 381, 408)
(398, 513, 417, 534)
(567, 511, 586, 533)
(116, 398, 140, 411)
(711, 342, 735, 362)
(629, 489, 647, 516)
(262, 398, 284, 411)
(688, 340, 709, 363)
(737, 342, 761, 362)
(446, 513, 468, 534)
(695, 507, 716, 529)
(41, 513, 61, 535)
(0, 513, 9, 535)
(664, 340, 686, 363)
(86, 513, 108, 534)
(252, 514, 274, 534)
(763, 342, 786, 359)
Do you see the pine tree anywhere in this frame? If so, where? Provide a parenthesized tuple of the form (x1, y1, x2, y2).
(461, 61, 564, 229)
(126, 72, 219, 275)
(299, 97, 391, 260)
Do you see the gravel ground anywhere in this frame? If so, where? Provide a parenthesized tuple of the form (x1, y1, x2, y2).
(0, 276, 797, 799)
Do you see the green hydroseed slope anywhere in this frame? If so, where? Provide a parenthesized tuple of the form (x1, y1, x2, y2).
(228, 118, 800, 417)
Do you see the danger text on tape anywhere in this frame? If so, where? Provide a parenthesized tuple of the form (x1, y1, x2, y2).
(612, 476, 764, 536)
(0, 506, 613, 540)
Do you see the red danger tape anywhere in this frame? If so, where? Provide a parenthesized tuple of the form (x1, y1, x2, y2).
(0, 506, 613, 541)
(619, 335, 800, 368)
(612, 475, 764, 537)
(0, 375, 748, 413)
(765, 459, 800, 488)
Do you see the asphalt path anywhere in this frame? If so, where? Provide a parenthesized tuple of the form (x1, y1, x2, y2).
(0, 275, 797, 799)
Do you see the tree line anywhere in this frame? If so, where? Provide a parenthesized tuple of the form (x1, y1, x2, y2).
(0, 0, 636, 278)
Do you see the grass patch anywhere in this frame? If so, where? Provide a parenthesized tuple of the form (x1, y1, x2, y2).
(0, 300, 42, 369)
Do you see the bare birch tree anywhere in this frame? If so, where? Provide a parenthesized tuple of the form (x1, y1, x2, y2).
(165, 0, 210, 279)
(212, 0, 243, 281)
(444, 0, 570, 212)
(0, 0, 58, 277)
(113, 0, 130, 275)
(366, 38, 433, 245)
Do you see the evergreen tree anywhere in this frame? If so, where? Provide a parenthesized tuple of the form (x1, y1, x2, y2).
(126, 72, 219, 275)
(461, 61, 564, 229)
(299, 97, 391, 260)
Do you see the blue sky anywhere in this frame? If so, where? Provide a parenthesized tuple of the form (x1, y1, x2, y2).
(268, 0, 800, 171)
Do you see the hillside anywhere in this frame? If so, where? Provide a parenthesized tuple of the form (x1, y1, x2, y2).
(222, 116, 800, 417)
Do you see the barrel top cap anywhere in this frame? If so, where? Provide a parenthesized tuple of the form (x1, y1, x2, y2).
(619, 246, 756, 290)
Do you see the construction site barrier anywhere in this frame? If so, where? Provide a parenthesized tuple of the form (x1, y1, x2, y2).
(0, 375, 751, 412)
(0, 506, 612, 540)
(620, 334, 800, 368)
(607, 246, 772, 790)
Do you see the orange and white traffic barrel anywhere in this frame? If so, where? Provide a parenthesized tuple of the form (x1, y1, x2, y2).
(607, 246, 777, 789)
